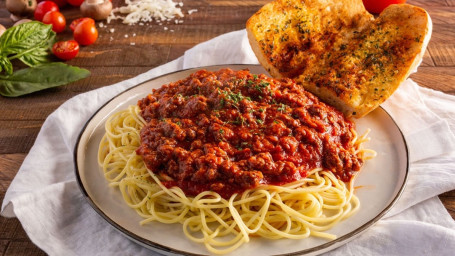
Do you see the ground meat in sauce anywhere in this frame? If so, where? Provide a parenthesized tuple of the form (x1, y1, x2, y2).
(136, 68, 363, 198)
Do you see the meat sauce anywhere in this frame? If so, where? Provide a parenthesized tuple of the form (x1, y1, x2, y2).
(136, 69, 362, 198)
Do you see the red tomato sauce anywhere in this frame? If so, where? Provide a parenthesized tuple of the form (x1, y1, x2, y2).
(136, 69, 363, 198)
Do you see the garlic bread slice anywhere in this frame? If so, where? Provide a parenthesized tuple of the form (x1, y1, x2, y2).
(247, 0, 432, 117)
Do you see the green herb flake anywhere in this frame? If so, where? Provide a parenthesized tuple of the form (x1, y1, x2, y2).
(277, 103, 287, 113)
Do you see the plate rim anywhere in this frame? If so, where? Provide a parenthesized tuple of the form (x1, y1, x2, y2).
(74, 64, 409, 256)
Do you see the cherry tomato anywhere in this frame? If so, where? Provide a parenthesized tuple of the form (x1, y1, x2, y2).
(38, 0, 67, 7)
(52, 40, 80, 60)
(34, 1, 59, 21)
(362, 0, 406, 14)
(67, 0, 84, 7)
(73, 19, 98, 46)
(37, 0, 67, 8)
(70, 17, 95, 32)
(42, 11, 66, 33)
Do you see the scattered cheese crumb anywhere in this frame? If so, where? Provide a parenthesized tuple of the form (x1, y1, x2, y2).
(164, 27, 168, 30)
(108, 0, 185, 25)
(99, 22, 104, 28)
(125, 34, 129, 38)
(133, 33, 136, 36)
(130, 42, 136, 45)
(110, 28, 115, 33)
(188, 9, 197, 15)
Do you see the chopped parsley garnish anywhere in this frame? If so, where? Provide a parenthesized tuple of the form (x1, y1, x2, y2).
(219, 90, 251, 109)
(236, 141, 251, 150)
(277, 103, 288, 113)
(232, 116, 246, 126)
(254, 81, 270, 93)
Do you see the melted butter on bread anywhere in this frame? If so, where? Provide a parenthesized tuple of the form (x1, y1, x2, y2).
(247, 0, 432, 118)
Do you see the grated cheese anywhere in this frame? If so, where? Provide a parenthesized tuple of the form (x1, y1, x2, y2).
(108, 0, 187, 25)
(188, 9, 197, 15)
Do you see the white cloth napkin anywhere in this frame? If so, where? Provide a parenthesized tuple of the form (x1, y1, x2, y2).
(2, 30, 455, 255)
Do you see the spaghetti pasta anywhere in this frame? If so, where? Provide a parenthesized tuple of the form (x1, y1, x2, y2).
(98, 104, 375, 254)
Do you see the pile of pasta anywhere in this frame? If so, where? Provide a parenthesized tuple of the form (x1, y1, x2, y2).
(98, 105, 374, 254)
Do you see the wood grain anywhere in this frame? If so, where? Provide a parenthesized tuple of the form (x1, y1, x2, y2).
(410, 67, 455, 94)
(0, 0, 454, 255)
(428, 43, 455, 66)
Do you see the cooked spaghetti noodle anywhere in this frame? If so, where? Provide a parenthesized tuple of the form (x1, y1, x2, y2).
(98, 103, 375, 254)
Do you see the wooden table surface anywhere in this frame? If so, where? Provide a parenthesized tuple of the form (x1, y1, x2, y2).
(0, 0, 454, 255)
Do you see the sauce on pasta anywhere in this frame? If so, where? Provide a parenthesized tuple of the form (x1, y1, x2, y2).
(136, 68, 363, 198)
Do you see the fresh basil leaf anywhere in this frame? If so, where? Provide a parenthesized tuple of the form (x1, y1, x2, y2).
(0, 21, 55, 54)
(0, 22, 56, 74)
(0, 56, 13, 75)
(18, 47, 53, 67)
(0, 63, 90, 97)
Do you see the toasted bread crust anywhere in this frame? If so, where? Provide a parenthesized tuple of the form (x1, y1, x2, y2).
(247, 0, 431, 118)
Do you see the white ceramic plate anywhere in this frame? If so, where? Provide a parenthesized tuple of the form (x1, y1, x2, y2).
(75, 65, 408, 256)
